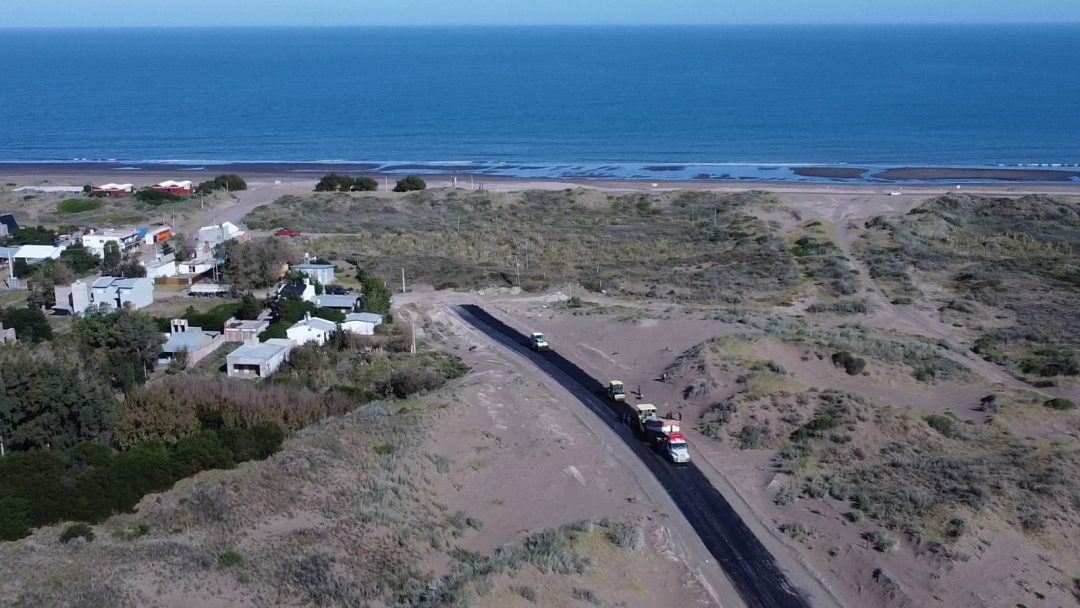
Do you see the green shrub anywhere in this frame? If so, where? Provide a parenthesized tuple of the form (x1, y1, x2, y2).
(831, 351, 866, 375)
(925, 414, 964, 439)
(846, 509, 863, 523)
(393, 176, 427, 192)
(607, 522, 645, 551)
(946, 517, 968, 539)
(135, 189, 184, 204)
(217, 550, 244, 569)
(1044, 398, 1076, 411)
(737, 424, 770, 449)
(60, 522, 95, 544)
(56, 198, 102, 214)
(867, 529, 900, 553)
(1020, 348, 1080, 377)
(197, 174, 247, 193)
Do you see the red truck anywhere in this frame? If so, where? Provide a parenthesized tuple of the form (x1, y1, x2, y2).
(275, 229, 300, 237)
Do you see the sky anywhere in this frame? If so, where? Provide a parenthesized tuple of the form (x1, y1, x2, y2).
(3, 0, 1080, 28)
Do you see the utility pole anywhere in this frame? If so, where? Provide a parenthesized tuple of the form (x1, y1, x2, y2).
(1, 435, 5, 457)
(410, 317, 416, 355)
(401, 267, 406, 293)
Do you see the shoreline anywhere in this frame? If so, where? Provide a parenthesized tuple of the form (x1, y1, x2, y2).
(2, 161, 1080, 187)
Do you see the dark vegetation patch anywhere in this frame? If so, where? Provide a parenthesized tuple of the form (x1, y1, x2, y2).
(245, 189, 802, 302)
(858, 194, 1080, 376)
(772, 390, 1080, 540)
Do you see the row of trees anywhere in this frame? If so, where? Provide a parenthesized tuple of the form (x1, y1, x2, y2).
(197, 174, 247, 193)
(313, 173, 427, 193)
(315, 173, 378, 192)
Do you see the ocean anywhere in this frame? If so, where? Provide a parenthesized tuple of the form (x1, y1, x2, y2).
(2, 25, 1080, 181)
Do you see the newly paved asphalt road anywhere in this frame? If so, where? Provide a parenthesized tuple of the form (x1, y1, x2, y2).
(456, 304, 813, 608)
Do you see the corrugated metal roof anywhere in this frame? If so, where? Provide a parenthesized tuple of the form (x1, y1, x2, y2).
(162, 331, 215, 353)
(294, 263, 335, 270)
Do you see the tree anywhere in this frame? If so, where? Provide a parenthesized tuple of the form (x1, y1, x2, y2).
(359, 275, 392, 315)
(236, 292, 263, 320)
(197, 174, 247, 193)
(0, 349, 119, 451)
(59, 243, 101, 274)
(169, 232, 195, 261)
(26, 259, 74, 309)
(219, 238, 301, 291)
(6, 226, 57, 246)
(352, 177, 378, 191)
(393, 176, 427, 192)
(74, 309, 165, 390)
(101, 241, 122, 275)
(0, 307, 52, 343)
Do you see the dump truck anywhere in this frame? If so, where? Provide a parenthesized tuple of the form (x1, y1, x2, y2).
(644, 418, 691, 463)
(607, 380, 626, 402)
(529, 332, 549, 351)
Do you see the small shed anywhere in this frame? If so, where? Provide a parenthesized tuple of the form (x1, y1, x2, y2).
(342, 312, 383, 336)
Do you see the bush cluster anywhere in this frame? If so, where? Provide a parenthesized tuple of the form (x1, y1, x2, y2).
(315, 174, 378, 192)
(197, 174, 247, 193)
(831, 351, 866, 375)
(55, 198, 102, 214)
(0, 423, 283, 540)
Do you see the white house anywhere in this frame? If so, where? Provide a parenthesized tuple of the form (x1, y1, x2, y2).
(286, 313, 337, 346)
(197, 221, 246, 248)
(342, 312, 383, 336)
(291, 262, 335, 285)
(179, 255, 216, 276)
(82, 229, 142, 257)
(90, 276, 155, 310)
(12, 244, 65, 262)
(314, 294, 357, 311)
(143, 254, 178, 278)
(278, 278, 316, 303)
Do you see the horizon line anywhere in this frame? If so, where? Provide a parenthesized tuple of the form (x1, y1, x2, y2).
(2, 21, 1080, 30)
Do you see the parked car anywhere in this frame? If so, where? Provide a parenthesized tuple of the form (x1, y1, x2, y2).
(326, 285, 352, 295)
(275, 229, 300, 237)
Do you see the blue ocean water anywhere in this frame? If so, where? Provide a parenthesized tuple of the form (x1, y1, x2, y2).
(1, 26, 1079, 175)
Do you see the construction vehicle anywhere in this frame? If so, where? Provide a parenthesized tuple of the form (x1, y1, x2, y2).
(529, 332, 549, 351)
(644, 418, 691, 464)
(629, 403, 658, 435)
(607, 380, 626, 401)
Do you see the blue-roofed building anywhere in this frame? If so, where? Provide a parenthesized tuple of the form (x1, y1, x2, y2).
(159, 319, 224, 366)
(227, 338, 295, 378)
(89, 276, 155, 310)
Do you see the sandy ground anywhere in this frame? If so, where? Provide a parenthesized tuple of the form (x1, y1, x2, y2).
(394, 284, 1077, 608)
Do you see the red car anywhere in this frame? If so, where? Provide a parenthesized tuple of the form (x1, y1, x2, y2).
(275, 229, 300, 237)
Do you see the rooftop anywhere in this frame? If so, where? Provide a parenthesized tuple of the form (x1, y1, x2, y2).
(92, 276, 148, 289)
(315, 294, 357, 309)
(345, 312, 383, 324)
(229, 341, 289, 361)
(162, 329, 218, 353)
(225, 318, 269, 330)
(291, 317, 338, 332)
(293, 263, 335, 270)
(13, 245, 63, 259)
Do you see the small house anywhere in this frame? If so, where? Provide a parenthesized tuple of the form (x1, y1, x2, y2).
(151, 180, 194, 196)
(342, 312, 383, 336)
(90, 276, 155, 310)
(82, 228, 142, 257)
(291, 262, 336, 286)
(159, 319, 224, 366)
(278, 278, 316, 303)
(314, 294, 358, 311)
(91, 183, 134, 197)
(223, 317, 270, 343)
(227, 339, 294, 378)
(286, 313, 337, 347)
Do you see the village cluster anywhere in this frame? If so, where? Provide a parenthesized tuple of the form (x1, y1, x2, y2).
(2, 179, 384, 380)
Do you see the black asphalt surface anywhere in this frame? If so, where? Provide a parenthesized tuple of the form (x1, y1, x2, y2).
(456, 304, 813, 608)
